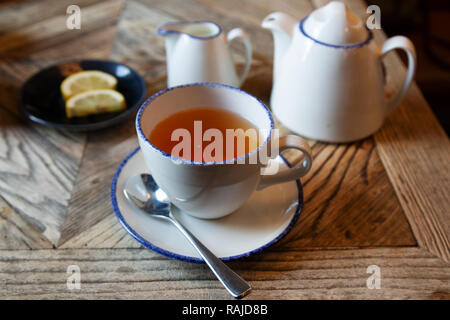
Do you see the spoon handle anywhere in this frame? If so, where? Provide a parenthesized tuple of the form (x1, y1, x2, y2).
(169, 217, 252, 298)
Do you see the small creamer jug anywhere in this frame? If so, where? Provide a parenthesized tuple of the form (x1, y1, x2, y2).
(158, 21, 252, 88)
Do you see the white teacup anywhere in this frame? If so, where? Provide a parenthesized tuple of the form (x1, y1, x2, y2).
(136, 83, 313, 219)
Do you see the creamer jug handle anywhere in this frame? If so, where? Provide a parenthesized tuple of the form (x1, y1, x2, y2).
(227, 28, 252, 87)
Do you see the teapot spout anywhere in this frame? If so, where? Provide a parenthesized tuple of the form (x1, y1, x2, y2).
(262, 12, 297, 82)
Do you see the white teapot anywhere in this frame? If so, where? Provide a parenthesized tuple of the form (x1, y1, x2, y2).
(158, 21, 252, 88)
(262, 1, 416, 142)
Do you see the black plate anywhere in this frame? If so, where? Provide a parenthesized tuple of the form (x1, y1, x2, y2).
(20, 59, 146, 131)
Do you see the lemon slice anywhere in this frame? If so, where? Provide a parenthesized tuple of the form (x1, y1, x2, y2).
(61, 70, 118, 100)
(65, 89, 126, 118)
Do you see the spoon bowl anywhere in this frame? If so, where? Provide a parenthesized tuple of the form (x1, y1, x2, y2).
(124, 174, 171, 217)
(123, 173, 252, 298)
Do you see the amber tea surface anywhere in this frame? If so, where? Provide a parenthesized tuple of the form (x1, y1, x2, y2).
(148, 107, 260, 161)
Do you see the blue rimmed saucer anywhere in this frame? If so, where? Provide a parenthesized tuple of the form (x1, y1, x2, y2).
(111, 147, 303, 263)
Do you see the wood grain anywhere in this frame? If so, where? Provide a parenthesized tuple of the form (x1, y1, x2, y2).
(0, 195, 53, 249)
(0, 106, 86, 245)
(0, 0, 124, 57)
(377, 100, 450, 262)
(57, 121, 137, 247)
(0, 0, 124, 246)
(0, 0, 106, 35)
(281, 138, 416, 248)
(1, 247, 448, 299)
(59, 214, 142, 249)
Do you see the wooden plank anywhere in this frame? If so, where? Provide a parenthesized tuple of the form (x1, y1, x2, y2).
(57, 122, 138, 247)
(59, 214, 142, 249)
(0, 0, 125, 247)
(0, 0, 108, 35)
(376, 98, 450, 262)
(0, 107, 86, 245)
(57, 1, 157, 247)
(0, 0, 125, 57)
(138, 0, 314, 57)
(281, 138, 417, 248)
(312, 0, 450, 262)
(0, 195, 53, 249)
(1, 247, 448, 299)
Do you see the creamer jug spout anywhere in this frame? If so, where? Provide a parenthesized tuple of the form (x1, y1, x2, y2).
(157, 21, 192, 61)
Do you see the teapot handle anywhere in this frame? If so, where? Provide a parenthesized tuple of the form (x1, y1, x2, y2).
(380, 36, 417, 114)
(227, 28, 252, 87)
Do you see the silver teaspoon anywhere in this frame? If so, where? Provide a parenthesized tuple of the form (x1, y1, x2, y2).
(123, 174, 252, 298)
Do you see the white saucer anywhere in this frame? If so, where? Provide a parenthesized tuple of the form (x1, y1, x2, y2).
(111, 147, 303, 262)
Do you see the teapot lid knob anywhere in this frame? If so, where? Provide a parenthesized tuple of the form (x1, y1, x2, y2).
(303, 1, 369, 46)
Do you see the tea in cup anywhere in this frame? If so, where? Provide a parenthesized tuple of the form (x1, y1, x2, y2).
(136, 83, 312, 219)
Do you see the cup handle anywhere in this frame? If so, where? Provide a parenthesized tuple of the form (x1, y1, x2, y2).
(380, 36, 417, 114)
(227, 28, 252, 87)
(257, 135, 312, 190)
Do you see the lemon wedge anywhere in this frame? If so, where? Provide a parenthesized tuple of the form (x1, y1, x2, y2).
(61, 70, 118, 100)
(65, 89, 126, 118)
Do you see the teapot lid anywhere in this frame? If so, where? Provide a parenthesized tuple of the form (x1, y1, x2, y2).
(302, 1, 369, 46)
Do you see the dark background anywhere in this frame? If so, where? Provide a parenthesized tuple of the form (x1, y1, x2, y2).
(373, 0, 450, 135)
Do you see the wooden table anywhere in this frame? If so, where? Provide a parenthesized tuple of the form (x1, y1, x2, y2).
(0, 0, 449, 300)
